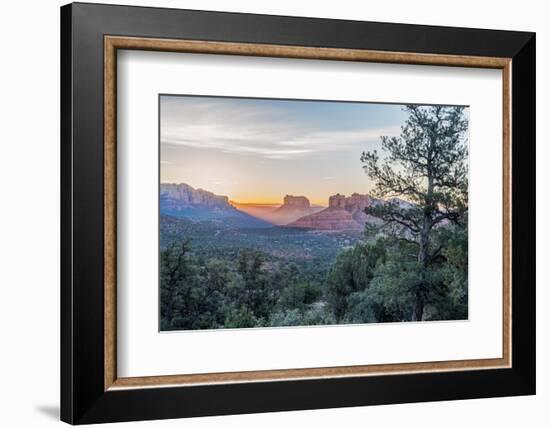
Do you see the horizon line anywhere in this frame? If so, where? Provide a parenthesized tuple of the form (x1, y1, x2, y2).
(160, 181, 374, 206)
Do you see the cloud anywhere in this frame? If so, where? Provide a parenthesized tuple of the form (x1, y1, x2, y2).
(160, 97, 400, 160)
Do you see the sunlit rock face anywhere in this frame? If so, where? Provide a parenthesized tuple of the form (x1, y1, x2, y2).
(288, 193, 383, 231)
(159, 183, 272, 228)
(160, 183, 230, 208)
(283, 195, 310, 209)
(328, 193, 347, 209)
(288, 207, 363, 230)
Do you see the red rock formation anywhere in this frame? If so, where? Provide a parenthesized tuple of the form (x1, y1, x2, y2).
(328, 193, 347, 209)
(267, 195, 321, 225)
(289, 207, 363, 230)
(283, 195, 310, 209)
(288, 193, 381, 230)
(160, 183, 230, 208)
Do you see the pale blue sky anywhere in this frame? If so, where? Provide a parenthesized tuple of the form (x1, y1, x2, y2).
(160, 95, 408, 205)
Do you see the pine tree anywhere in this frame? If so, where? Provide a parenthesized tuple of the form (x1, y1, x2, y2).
(361, 105, 468, 320)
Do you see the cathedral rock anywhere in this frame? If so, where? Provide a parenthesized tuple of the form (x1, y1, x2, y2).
(288, 193, 380, 231)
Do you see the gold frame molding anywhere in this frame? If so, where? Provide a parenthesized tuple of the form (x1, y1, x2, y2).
(104, 35, 512, 391)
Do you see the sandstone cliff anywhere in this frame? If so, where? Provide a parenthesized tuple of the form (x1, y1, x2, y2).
(282, 195, 310, 209)
(288, 207, 363, 230)
(288, 193, 381, 230)
(160, 183, 272, 228)
(160, 183, 230, 208)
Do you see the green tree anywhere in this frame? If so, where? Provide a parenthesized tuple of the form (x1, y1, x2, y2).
(226, 249, 275, 322)
(361, 105, 468, 320)
(160, 240, 195, 329)
(224, 305, 259, 328)
(422, 223, 468, 320)
(160, 240, 227, 330)
(325, 240, 387, 321)
(344, 240, 419, 323)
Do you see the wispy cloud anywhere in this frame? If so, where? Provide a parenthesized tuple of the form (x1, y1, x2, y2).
(161, 97, 399, 160)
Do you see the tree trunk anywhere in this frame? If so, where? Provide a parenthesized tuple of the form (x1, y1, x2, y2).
(412, 293, 424, 321)
(414, 165, 433, 322)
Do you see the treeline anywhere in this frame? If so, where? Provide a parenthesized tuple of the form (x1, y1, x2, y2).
(160, 242, 334, 331)
(160, 222, 467, 331)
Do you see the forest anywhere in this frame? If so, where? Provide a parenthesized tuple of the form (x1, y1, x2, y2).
(160, 105, 469, 331)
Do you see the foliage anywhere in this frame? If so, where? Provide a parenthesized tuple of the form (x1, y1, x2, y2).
(324, 227, 468, 324)
(360, 105, 469, 320)
(160, 240, 226, 330)
(160, 239, 335, 330)
(324, 240, 387, 321)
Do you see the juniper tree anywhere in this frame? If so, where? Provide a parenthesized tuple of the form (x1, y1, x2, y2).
(361, 105, 468, 321)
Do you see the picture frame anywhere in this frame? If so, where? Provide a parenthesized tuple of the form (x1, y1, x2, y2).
(60, 2, 535, 424)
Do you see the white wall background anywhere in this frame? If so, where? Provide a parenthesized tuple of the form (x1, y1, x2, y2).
(0, 0, 545, 426)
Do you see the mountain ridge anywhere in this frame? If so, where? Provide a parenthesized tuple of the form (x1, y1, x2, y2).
(160, 182, 271, 228)
(160, 183, 411, 231)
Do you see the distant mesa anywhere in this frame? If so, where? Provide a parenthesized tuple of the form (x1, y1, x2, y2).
(161, 182, 229, 209)
(289, 193, 383, 231)
(160, 183, 271, 228)
(234, 195, 323, 225)
(282, 195, 310, 209)
(267, 195, 323, 225)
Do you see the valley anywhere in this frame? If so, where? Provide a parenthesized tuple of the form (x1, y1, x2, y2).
(159, 183, 382, 286)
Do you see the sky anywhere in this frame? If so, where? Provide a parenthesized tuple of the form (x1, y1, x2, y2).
(160, 95, 408, 206)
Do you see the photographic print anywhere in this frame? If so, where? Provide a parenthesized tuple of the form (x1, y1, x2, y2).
(159, 95, 469, 331)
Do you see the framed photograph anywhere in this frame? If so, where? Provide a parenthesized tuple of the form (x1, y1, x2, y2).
(61, 2, 535, 424)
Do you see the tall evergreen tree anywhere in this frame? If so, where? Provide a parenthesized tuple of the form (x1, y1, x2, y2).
(361, 105, 468, 320)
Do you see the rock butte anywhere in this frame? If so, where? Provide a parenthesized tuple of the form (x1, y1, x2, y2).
(289, 193, 380, 231)
(266, 195, 321, 225)
(282, 195, 310, 209)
